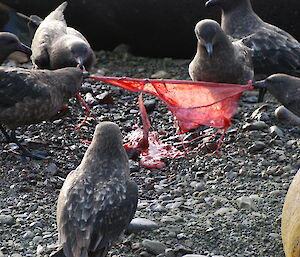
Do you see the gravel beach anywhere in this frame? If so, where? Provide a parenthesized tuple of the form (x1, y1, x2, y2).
(0, 48, 299, 257)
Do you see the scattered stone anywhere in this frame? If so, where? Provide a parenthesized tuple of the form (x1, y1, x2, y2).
(144, 99, 157, 114)
(182, 255, 207, 257)
(0, 215, 15, 225)
(23, 231, 35, 239)
(243, 121, 268, 131)
(126, 218, 159, 234)
(95, 92, 114, 104)
(248, 141, 267, 153)
(42, 163, 58, 175)
(236, 196, 257, 211)
(214, 207, 238, 216)
(165, 248, 176, 257)
(269, 126, 284, 138)
(36, 244, 44, 255)
(85, 92, 98, 105)
(142, 239, 167, 255)
(151, 70, 170, 79)
(275, 106, 300, 126)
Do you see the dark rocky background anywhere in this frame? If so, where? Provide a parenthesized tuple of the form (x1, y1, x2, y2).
(1, 0, 300, 58)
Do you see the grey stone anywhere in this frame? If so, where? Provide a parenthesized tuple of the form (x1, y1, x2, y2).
(182, 255, 207, 257)
(142, 239, 167, 255)
(0, 214, 15, 225)
(32, 236, 43, 243)
(165, 248, 176, 257)
(214, 207, 238, 216)
(236, 196, 257, 211)
(248, 141, 267, 153)
(243, 121, 268, 131)
(269, 126, 284, 138)
(126, 218, 159, 234)
(151, 70, 170, 79)
(23, 231, 35, 239)
(42, 163, 58, 175)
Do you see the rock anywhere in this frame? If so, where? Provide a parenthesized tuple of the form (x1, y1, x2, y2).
(0, 250, 4, 257)
(243, 121, 268, 131)
(182, 255, 207, 257)
(0, 214, 15, 225)
(248, 141, 267, 153)
(85, 92, 98, 106)
(269, 126, 284, 138)
(23, 231, 35, 239)
(126, 218, 159, 234)
(36, 244, 44, 255)
(32, 236, 43, 243)
(236, 196, 257, 211)
(275, 106, 300, 126)
(151, 70, 170, 79)
(142, 239, 167, 255)
(143, 99, 156, 114)
(160, 215, 183, 223)
(214, 207, 238, 216)
(95, 92, 114, 105)
(42, 163, 58, 175)
(165, 248, 176, 257)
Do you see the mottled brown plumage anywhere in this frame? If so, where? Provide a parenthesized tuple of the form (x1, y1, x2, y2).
(51, 122, 138, 257)
(189, 19, 253, 84)
(31, 2, 95, 71)
(205, 0, 300, 77)
(253, 74, 300, 117)
(0, 67, 84, 159)
(0, 67, 83, 129)
(0, 32, 31, 64)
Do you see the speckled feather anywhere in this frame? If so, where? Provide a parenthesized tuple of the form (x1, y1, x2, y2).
(54, 122, 138, 257)
(0, 67, 83, 129)
(212, 0, 300, 76)
(0, 32, 31, 64)
(189, 19, 253, 84)
(31, 1, 95, 71)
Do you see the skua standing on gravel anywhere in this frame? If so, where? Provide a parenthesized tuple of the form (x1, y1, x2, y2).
(205, 0, 300, 100)
(31, 1, 95, 71)
(0, 67, 85, 159)
(189, 19, 253, 84)
(253, 74, 300, 117)
(51, 122, 138, 257)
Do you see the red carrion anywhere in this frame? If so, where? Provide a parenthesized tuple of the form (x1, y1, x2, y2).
(88, 76, 253, 132)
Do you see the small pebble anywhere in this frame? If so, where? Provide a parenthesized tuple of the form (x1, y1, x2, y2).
(142, 239, 167, 255)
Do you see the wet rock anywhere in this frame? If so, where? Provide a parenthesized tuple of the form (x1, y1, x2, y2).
(142, 239, 167, 255)
(126, 218, 159, 234)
